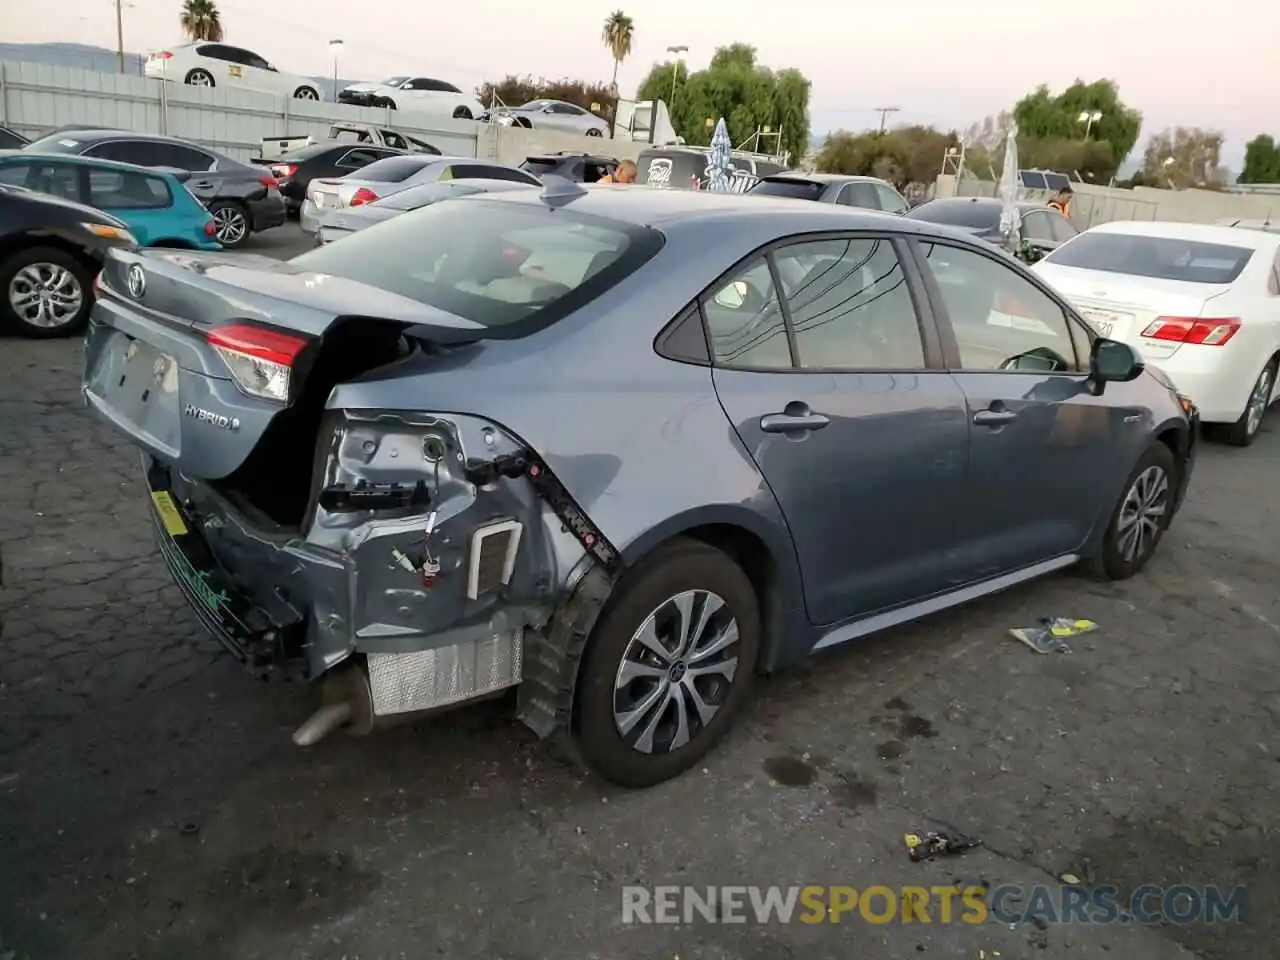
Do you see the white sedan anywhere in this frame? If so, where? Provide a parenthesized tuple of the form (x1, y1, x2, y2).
(145, 43, 324, 100)
(339, 76, 484, 120)
(1033, 220, 1280, 446)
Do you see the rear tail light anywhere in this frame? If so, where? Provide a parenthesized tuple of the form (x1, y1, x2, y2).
(259, 175, 279, 189)
(152, 51, 173, 60)
(1140, 317, 1241, 346)
(203, 219, 217, 237)
(271, 164, 298, 179)
(349, 187, 378, 206)
(207, 321, 310, 402)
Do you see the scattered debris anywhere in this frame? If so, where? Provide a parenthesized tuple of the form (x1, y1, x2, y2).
(904, 830, 982, 862)
(1010, 617, 1098, 654)
(1060, 872, 1081, 884)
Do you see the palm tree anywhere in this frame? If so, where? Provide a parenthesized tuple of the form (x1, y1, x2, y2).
(601, 10, 634, 93)
(180, 0, 225, 42)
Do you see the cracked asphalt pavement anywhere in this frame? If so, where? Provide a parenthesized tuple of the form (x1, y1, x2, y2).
(2, 224, 1278, 960)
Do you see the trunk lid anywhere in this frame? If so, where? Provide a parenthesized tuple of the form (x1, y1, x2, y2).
(1032, 262, 1231, 361)
(84, 248, 488, 483)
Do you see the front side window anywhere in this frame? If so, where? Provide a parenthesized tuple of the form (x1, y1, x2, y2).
(87, 169, 170, 208)
(776, 238, 925, 369)
(1042, 232, 1255, 284)
(14, 161, 82, 202)
(290, 199, 663, 334)
(0, 162, 32, 187)
(919, 242, 1079, 373)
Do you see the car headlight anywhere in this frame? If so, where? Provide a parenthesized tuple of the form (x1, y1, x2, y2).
(82, 222, 137, 246)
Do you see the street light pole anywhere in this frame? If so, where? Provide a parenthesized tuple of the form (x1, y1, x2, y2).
(115, 0, 125, 74)
(1078, 110, 1103, 139)
(666, 45, 688, 106)
(328, 39, 343, 101)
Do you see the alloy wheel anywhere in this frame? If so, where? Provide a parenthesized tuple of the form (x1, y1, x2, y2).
(1116, 465, 1169, 563)
(612, 589, 740, 755)
(296, 88, 319, 100)
(8, 263, 83, 329)
(1246, 366, 1273, 437)
(188, 72, 213, 87)
(212, 207, 248, 245)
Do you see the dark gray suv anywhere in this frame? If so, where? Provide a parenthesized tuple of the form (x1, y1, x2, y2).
(748, 172, 909, 213)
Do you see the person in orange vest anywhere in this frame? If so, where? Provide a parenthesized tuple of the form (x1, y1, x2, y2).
(598, 160, 637, 184)
(1047, 184, 1073, 217)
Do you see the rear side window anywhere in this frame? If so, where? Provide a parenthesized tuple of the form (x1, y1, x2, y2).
(874, 184, 908, 214)
(1048, 213, 1078, 242)
(87, 169, 171, 208)
(355, 156, 435, 182)
(839, 182, 880, 209)
(749, 178, 824, 201)
(289, 199, 664, 334)
(1043, 233, 1255, 284)
(450, 163, 539, 185)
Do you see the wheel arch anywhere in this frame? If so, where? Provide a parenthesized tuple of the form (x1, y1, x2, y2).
(619, 505, 808, 672)
(0, 230, 100, 271)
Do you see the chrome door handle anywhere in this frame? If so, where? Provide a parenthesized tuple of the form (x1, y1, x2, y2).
(973, 409, 1017, 427)
(760, 411, 830, 433)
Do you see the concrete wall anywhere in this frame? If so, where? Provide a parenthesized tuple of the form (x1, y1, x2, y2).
(934, 173, 1280, 228)
(0, 60, 642, 168)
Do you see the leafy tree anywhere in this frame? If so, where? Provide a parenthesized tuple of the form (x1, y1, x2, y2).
(1140, 127, 1225, 189)
(180, 0, 224, 41)
(817, 126, 958, 188)
(1012, 79, 1141, 177)
(475, 75, 616, 116)
(635, 44, 810, 162)
(1239, 134, 1280, 184)
(601, 11, 635, 93)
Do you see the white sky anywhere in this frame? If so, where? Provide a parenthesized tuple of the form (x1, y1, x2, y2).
(3, 0, 1276, 165)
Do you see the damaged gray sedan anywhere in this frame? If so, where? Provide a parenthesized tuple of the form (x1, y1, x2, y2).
(83, 181, 1197, 787)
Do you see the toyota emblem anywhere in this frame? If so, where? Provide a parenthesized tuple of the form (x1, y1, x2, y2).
(126, 264, 146, 299)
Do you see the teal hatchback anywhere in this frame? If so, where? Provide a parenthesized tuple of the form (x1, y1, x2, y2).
(0, 151, 221, 250)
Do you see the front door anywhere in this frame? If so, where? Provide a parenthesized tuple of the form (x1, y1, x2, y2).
(913, 239, 1133, 581)
(707, 235, 970, 625)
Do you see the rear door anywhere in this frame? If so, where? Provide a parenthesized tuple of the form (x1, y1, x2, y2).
(912, 238, 1132, 580)
(708, 233, 970, 625)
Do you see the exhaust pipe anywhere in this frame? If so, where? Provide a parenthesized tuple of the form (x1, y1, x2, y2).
(292, 661, 374, 746)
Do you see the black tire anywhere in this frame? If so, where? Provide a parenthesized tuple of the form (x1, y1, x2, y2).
(585, 127, 603, 137)
(1219, 357, 1277, 447)
(452, 106, 473, 120)
(384, 99, 398, 111)
(1083, 441, 1178, 581)
(573, 538, 761, 788)
(292, 86, 319, 100)
(0, 245, 95, 339)
(207, 200, 251, 249)
(184, 68, 215, 87)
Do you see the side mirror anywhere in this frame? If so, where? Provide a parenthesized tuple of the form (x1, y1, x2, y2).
(1091, 337, 1143, 384)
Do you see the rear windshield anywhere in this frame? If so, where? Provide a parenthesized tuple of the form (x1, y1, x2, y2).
(521, 158, 560, 177)
(22, 134, 83, 154)
(1044, 233, 1255, 284)
(749, 178, 824, 201)
(353, 156, 435, 182)
(289, 198, 664, 335)
(907, 201, 1000, 231)
(283, 142, 344, 161)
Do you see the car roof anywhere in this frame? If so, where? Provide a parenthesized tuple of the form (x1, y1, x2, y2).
(466, 183, 964, 237)
(527, 152, 616, 163)
(763, 172, 885, 185)
(32, 128, 217, 149)
(1089, 219, 1280, 249)
(914, 196, 1055, 211)
(0, 149, 185, 178)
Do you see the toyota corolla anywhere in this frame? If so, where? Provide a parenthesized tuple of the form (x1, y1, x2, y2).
(82, 183, 1197, 788)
